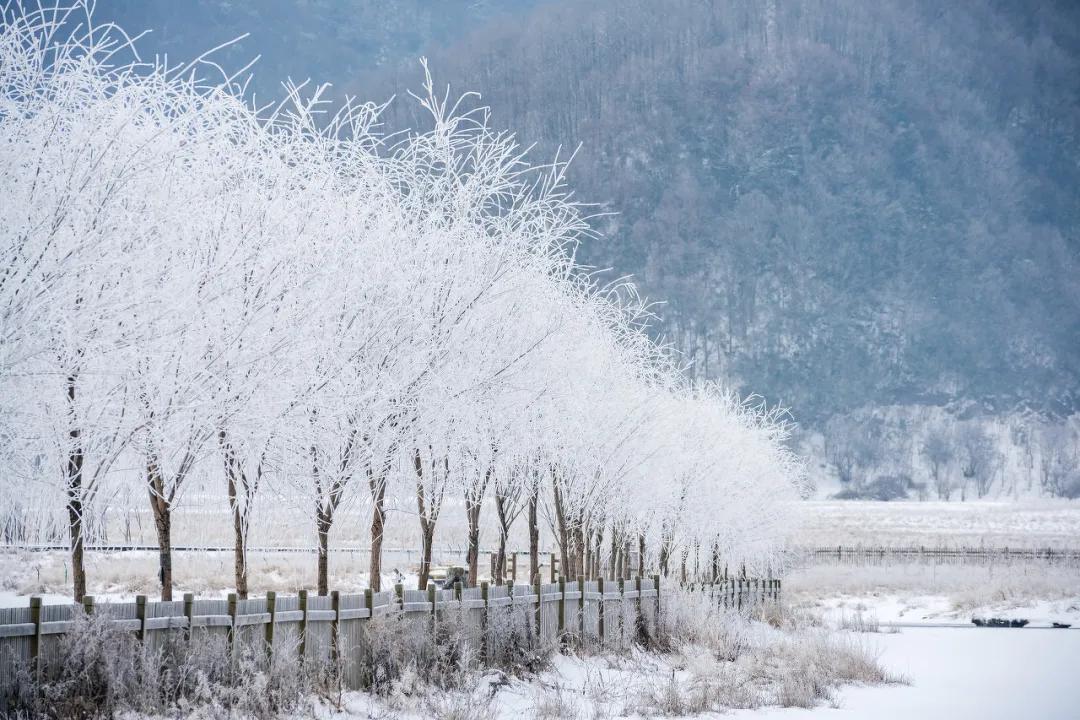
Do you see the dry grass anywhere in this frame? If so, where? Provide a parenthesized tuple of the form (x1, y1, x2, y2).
(8, 611, 317, 719)
(622, 587, 907, 715)
(787, 561, 1080, 618)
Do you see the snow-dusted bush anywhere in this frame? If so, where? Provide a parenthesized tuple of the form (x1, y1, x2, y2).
(631, 587, 903, 714)
(9, 611, 314, 719)
(13, 611, 155, 717)
(484, 604, 552, 676)
(360, 608, 479, 696)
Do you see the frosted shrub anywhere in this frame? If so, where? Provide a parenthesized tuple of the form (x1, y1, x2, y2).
(361, 609, 477, 696)
(654, 586, 748, 658)
(630, 588, 903, 715)
(15, 610, 156, 717)
(485, 604, 551, 675)
(10, 612, 317, 718)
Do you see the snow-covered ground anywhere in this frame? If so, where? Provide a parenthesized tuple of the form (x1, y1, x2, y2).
(291, 627, 1077, 719)
(795, 499, 1080, 548)
(814, 593, 1079, 628)
(6, 498, 1079, 716)
(787, 557, 1080, 626)
(7, 549, 1078, 718)
(729, 627, 1079, 720)
(0, 549, 427, 606)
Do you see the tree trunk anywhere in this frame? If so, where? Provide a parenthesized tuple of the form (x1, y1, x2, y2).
(495, 530, 507, 585)
(66, 500, 85, 603)
(221, 431, 249, 599)
(494, 493, 512, 585)
(575, 523, 588, 578)
(233, 510, 248, 599)
(413, 449, 436, 590)
(638, 534, 646, 577)
(589, 524, 601, 579)
(317, 509, 331, 596)
(587, 520, 596, 578)
(147, 456, 173, 601)
(65, 373, 87, 602)
(609, 528, 618, 580)
(551, 482, 570, 581)
(418, 522, 434, 590)
(466, 496, 482, 587)
(528, 489, 539, 584)
(369, 481, 386, 591)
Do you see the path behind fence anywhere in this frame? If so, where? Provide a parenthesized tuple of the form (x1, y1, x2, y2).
(796, 545, 1080, 568)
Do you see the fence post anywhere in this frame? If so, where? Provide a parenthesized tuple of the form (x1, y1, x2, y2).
(183, 592, 194, 642)
(29, 595, 42, 681)
(265, 591, 277, 663)
(136, 594, 148, 643)
(510, 553, 517, 582)
(597, 577, 605, 647)
(617, 578, 625, 647)
(427, 581, 437, 641)
(298, 589, 309, 662)
(330, 590, 341, 670)
(394, 583, 404, 610)
(82, 595, 95, 617)
(226, 592, 238, 658)
(557, 577, 566, 639)
(577, 574, 585, 643)
(534, 576, 543, 641)
(653, 574, 661, 624)
(479, 581, 490, 664)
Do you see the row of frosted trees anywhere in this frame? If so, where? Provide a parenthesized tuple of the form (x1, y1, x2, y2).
(0, 4, 804, 602)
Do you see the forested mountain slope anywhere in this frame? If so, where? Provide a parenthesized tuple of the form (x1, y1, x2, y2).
(390, 0, 1080, 427)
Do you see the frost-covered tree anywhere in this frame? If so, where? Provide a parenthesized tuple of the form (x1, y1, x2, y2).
(922, 429, 955, 501)
(0, 3, 808, 603)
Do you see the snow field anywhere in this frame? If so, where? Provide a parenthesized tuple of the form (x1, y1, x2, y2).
(795, 499, 1080, 549)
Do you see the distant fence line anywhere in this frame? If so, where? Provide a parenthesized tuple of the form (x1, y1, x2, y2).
(795, 546, 1080, 568)
(685, 577, 782, 612)
(9, 543, 1079, 567)
(0, 544, 570, 585)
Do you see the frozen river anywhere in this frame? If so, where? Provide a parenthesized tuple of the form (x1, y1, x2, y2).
(734, 626, 1079, 720)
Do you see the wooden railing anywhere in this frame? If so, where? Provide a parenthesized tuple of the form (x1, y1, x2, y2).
(0, 575, 661, 706)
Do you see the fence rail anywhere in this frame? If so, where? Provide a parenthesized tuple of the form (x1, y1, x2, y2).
(0, 571, 783, 709)
(0, 575, 667, 707)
